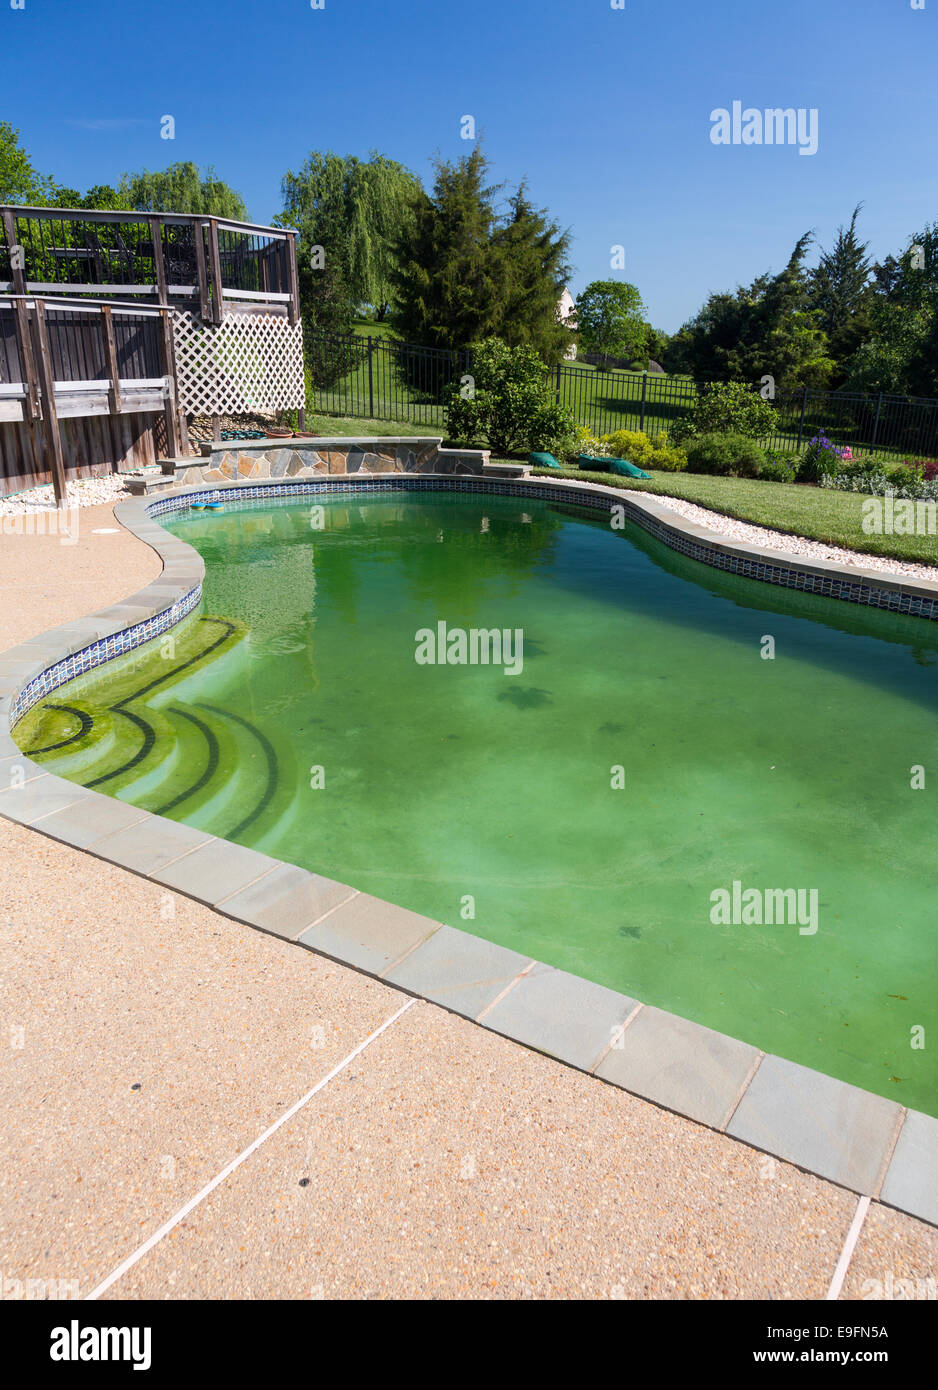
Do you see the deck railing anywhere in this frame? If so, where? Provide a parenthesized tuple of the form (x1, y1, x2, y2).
(0, 294, 181, 502)
(0, 206, 299, 325)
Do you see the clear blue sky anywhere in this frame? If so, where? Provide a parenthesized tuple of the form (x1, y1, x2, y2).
(3, 0, 935, 332)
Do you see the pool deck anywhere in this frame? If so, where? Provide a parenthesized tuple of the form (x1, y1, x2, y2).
(1, 490, 936, 1300)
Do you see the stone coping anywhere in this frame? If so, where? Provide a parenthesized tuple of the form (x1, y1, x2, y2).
(203, 436, 444, 453)
(0, 471, 934, 1229)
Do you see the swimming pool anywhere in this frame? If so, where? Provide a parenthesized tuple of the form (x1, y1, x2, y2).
(16, 489, 938, 1115)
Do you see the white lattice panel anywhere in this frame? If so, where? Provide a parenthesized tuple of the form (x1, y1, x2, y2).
(172, 311, 304, 415)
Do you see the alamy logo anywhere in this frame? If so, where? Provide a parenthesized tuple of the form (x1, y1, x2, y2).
(862, 492, 937, 536)
(50, 1320, 151, 1371)
(415, 622, 523, 675)
(710, 102, 819, 156)
(709, 880, 818, 935)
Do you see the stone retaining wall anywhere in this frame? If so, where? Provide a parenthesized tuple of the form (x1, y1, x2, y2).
(173, 436, 488, 486)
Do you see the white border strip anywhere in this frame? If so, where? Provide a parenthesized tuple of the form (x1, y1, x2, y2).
(826, 1195, 871, 1301)
(84, 997, 417, 1300)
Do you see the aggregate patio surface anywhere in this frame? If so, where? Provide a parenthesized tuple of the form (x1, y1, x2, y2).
(0, 500, 935, 1301)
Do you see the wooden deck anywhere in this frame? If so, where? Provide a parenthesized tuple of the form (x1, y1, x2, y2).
(0, 207, 301, 501)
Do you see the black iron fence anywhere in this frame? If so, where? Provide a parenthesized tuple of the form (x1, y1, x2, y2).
(306, 329, 938, 461)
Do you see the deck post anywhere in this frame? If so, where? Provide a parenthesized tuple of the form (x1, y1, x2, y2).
(194, 218, 212, 323)
(1, 208, 27, 298)
(207, 218, 224, 325)
(100, 305, 122, 414)
(158, 308, 182, 458)
(149, 216, 168, 304)
(12, 298, 41, 421)
(31, 300, 68, 508)
(287, 232, 300, 327)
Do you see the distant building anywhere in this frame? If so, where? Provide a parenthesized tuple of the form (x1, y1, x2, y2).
(557, 286, 577, 327)
(558, 287, 578, 359)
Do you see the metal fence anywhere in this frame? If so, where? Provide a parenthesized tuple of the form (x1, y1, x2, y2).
(305, 329, 938, 461)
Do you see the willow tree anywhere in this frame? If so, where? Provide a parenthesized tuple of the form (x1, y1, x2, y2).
(279, 151, 420, 320)
(119, 162, 248, 219)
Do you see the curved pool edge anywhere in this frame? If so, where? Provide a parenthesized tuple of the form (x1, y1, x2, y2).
(0, 471, 935, 1230)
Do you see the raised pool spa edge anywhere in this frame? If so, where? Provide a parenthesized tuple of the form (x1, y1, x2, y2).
(0, 471, 935, 1229)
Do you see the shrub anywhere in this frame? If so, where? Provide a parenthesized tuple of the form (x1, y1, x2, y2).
(760, 458, 797, 483)
(571, 428, 610, 462)
(797, 432, 851, 482)
(670, 382, 777, 444)
(599, 429, 687, 471)
(822, 461, 938, 501)
(445, 337, 579, 456)
(901, 457, 938, 481)
(683, 432, 766, 477)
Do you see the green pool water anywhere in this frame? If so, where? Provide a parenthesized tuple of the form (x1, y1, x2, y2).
(17, 492, 938, 1114)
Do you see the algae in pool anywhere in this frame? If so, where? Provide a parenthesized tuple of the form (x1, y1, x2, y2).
(18, 492, 938, 1115)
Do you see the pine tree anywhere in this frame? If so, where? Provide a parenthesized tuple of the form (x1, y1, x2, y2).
(392, 147, 507, 349)
(492, 184, 572, 360)
(808, 205, 872, 381)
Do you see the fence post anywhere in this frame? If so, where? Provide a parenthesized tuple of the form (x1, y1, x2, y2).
(368, 337, 374, 418)
(1, 208, 26, 298)
(870, 392, 883, 452)
(640, 371, 648, 433)
(555, 362, 561, 402)
(30, 300, 68, 508)
(796, 386, 808, 451)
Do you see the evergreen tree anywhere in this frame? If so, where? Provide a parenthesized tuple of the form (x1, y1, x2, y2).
(808, 205, 872, 381)
(845, 226, 938, 397)
(666, 233, 833, 387)
(491, 184, 572, 360)
(392, 147, 508, 349)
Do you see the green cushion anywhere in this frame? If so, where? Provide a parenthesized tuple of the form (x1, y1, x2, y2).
(608, 457, 651, 479)
(576, 454, 608, 471)
(529, 451, 560, 469)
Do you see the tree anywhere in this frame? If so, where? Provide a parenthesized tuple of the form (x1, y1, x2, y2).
(0, 122, 53, 204)
(844, 225, 938, 397)
(808, 205, 872, 382)
(119, 162, 248, 219)
(575, 280, 648, 363)
(279, 151, 420, 323)
(643, 326, 670, 369)
(491, 184, 572, 360)
(393, 147, 508, 349)
(666, 233, 833, 387)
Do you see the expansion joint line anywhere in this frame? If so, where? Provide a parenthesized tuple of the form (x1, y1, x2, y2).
(84, 997, 418, 1300)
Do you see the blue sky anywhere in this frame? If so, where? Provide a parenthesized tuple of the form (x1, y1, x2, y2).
(3, 0, 935, 332)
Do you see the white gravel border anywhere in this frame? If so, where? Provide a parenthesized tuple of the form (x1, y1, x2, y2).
(623, 488, 938, 583)
(0, 475, 135, 517)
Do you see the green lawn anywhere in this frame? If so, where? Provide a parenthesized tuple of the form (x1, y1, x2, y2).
(350, 317, 402, 342)
(530, 466, 938, 567)
(309, 413, 444, 438)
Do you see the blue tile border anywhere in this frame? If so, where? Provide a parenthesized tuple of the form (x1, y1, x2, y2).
(146, 474, 938, 620)
(0, 467, 934, 1230)
(9, 583, 202, 727)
